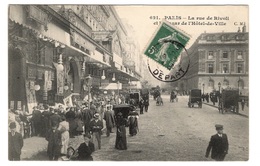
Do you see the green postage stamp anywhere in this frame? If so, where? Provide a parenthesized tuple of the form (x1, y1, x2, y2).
(144, 21, 190, 70)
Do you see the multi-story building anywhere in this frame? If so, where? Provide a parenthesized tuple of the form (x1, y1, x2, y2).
(8, 5, 143, 113)
(176, 26, 249, 96)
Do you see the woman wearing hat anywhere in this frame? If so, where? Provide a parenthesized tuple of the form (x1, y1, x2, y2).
(128, 107, 139, 136)
(115, 112, 127, 150)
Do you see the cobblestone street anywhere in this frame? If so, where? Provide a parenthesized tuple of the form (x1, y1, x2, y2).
(24, 95, 249, 161)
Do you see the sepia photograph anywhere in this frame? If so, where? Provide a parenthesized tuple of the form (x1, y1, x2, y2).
(6, 2, 252, 163)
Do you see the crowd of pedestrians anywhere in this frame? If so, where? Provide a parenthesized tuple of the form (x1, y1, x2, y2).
(8, 92, 142, 161)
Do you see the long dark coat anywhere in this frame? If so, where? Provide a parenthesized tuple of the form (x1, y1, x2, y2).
(206, 133, 229, 161)
(77, 141, 95, 161)
(45, 129, 62, 157)
(128, 111, 139, 136)
(9, 132, 23, 160)
(103, 111, 115, 128)
(89, 119, 103, 134)
(83, 109, 95, 132)
(115, 116, 127, 150)
(49, 113, 62, 127)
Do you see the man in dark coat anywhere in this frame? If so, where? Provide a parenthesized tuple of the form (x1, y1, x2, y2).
(83, 106, 95, 134)
(49, 109, 62, 128)
(65, 107, 77, 138)
(205, 93, 209, 103)
(103, 105, 115, 137)
(139, 98, 144, 114)
(8, 122, 24, 160)
(41, 106, 51, 137)
(31, 106, 42, 136)
(45, 124, 62, 160)
(144, 96, 149, 112)
(205, 124, 229, 161)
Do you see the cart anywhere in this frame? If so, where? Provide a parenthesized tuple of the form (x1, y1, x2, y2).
(218, 89, 239, 114)
(188, 89, 202, 108)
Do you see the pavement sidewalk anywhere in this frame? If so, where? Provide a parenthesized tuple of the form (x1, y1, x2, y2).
(20, 119, 107, 160)
(203, 101, 249, 118)
(21, 136, 48, 160)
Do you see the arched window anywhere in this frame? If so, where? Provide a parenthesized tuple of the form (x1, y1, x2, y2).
(223, 79, 229, 89)
(238, 79, 244, 89)
(208, 79, 214, 91)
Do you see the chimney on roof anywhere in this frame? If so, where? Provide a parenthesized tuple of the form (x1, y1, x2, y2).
(242, 25, 246, 33)
(237, 27, 241, 33)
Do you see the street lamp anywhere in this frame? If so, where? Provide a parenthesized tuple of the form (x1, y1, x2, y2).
(101, 70, 106, 80)
(202, 83, 205, 94)
(85, 74, 92, 107)
(112, 73, 116, 81)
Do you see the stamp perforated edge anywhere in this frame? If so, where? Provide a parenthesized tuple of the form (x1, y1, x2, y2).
(142, 19, 192, 70)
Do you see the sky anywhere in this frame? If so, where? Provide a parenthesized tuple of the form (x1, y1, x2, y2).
(114, 5, 248, 50)
(114, 5, 249, 84)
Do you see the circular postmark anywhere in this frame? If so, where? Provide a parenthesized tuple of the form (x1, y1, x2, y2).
(147, 40, 190, 82)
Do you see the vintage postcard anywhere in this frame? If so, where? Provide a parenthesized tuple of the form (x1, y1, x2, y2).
(7, 4, 249, 162)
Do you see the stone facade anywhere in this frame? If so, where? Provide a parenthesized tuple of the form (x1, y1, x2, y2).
(177, 28, 249, 96)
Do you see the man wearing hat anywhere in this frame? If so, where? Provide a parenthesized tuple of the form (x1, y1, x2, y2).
(89, 113, 103, 150)
(9, 122, 24, 160)
(205, 124, 229, 161)
(103, 105, 115, 137)
(82, 104, 95, 134)
(31, 106, 42, 137)
(45, 123, 62, 160)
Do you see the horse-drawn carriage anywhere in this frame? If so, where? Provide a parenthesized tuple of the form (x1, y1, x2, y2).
(218, 89, 239, 114)
(188, 89, 202, 108)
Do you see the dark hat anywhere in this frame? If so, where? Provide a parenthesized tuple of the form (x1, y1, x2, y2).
(43, 104, 49, 110)
(83, 133, 91, 139)
(130, 105, 136, 111)
(94, 112, 99, 118)
(215, 124, 223, 130)
(51, 122, 58, 128)
(9, 122, 16, 129)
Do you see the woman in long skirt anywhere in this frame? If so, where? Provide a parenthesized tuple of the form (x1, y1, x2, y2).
(128, 108, 139, 136)
(58, 117, 70, 155)
(115, 112, 127, 150)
